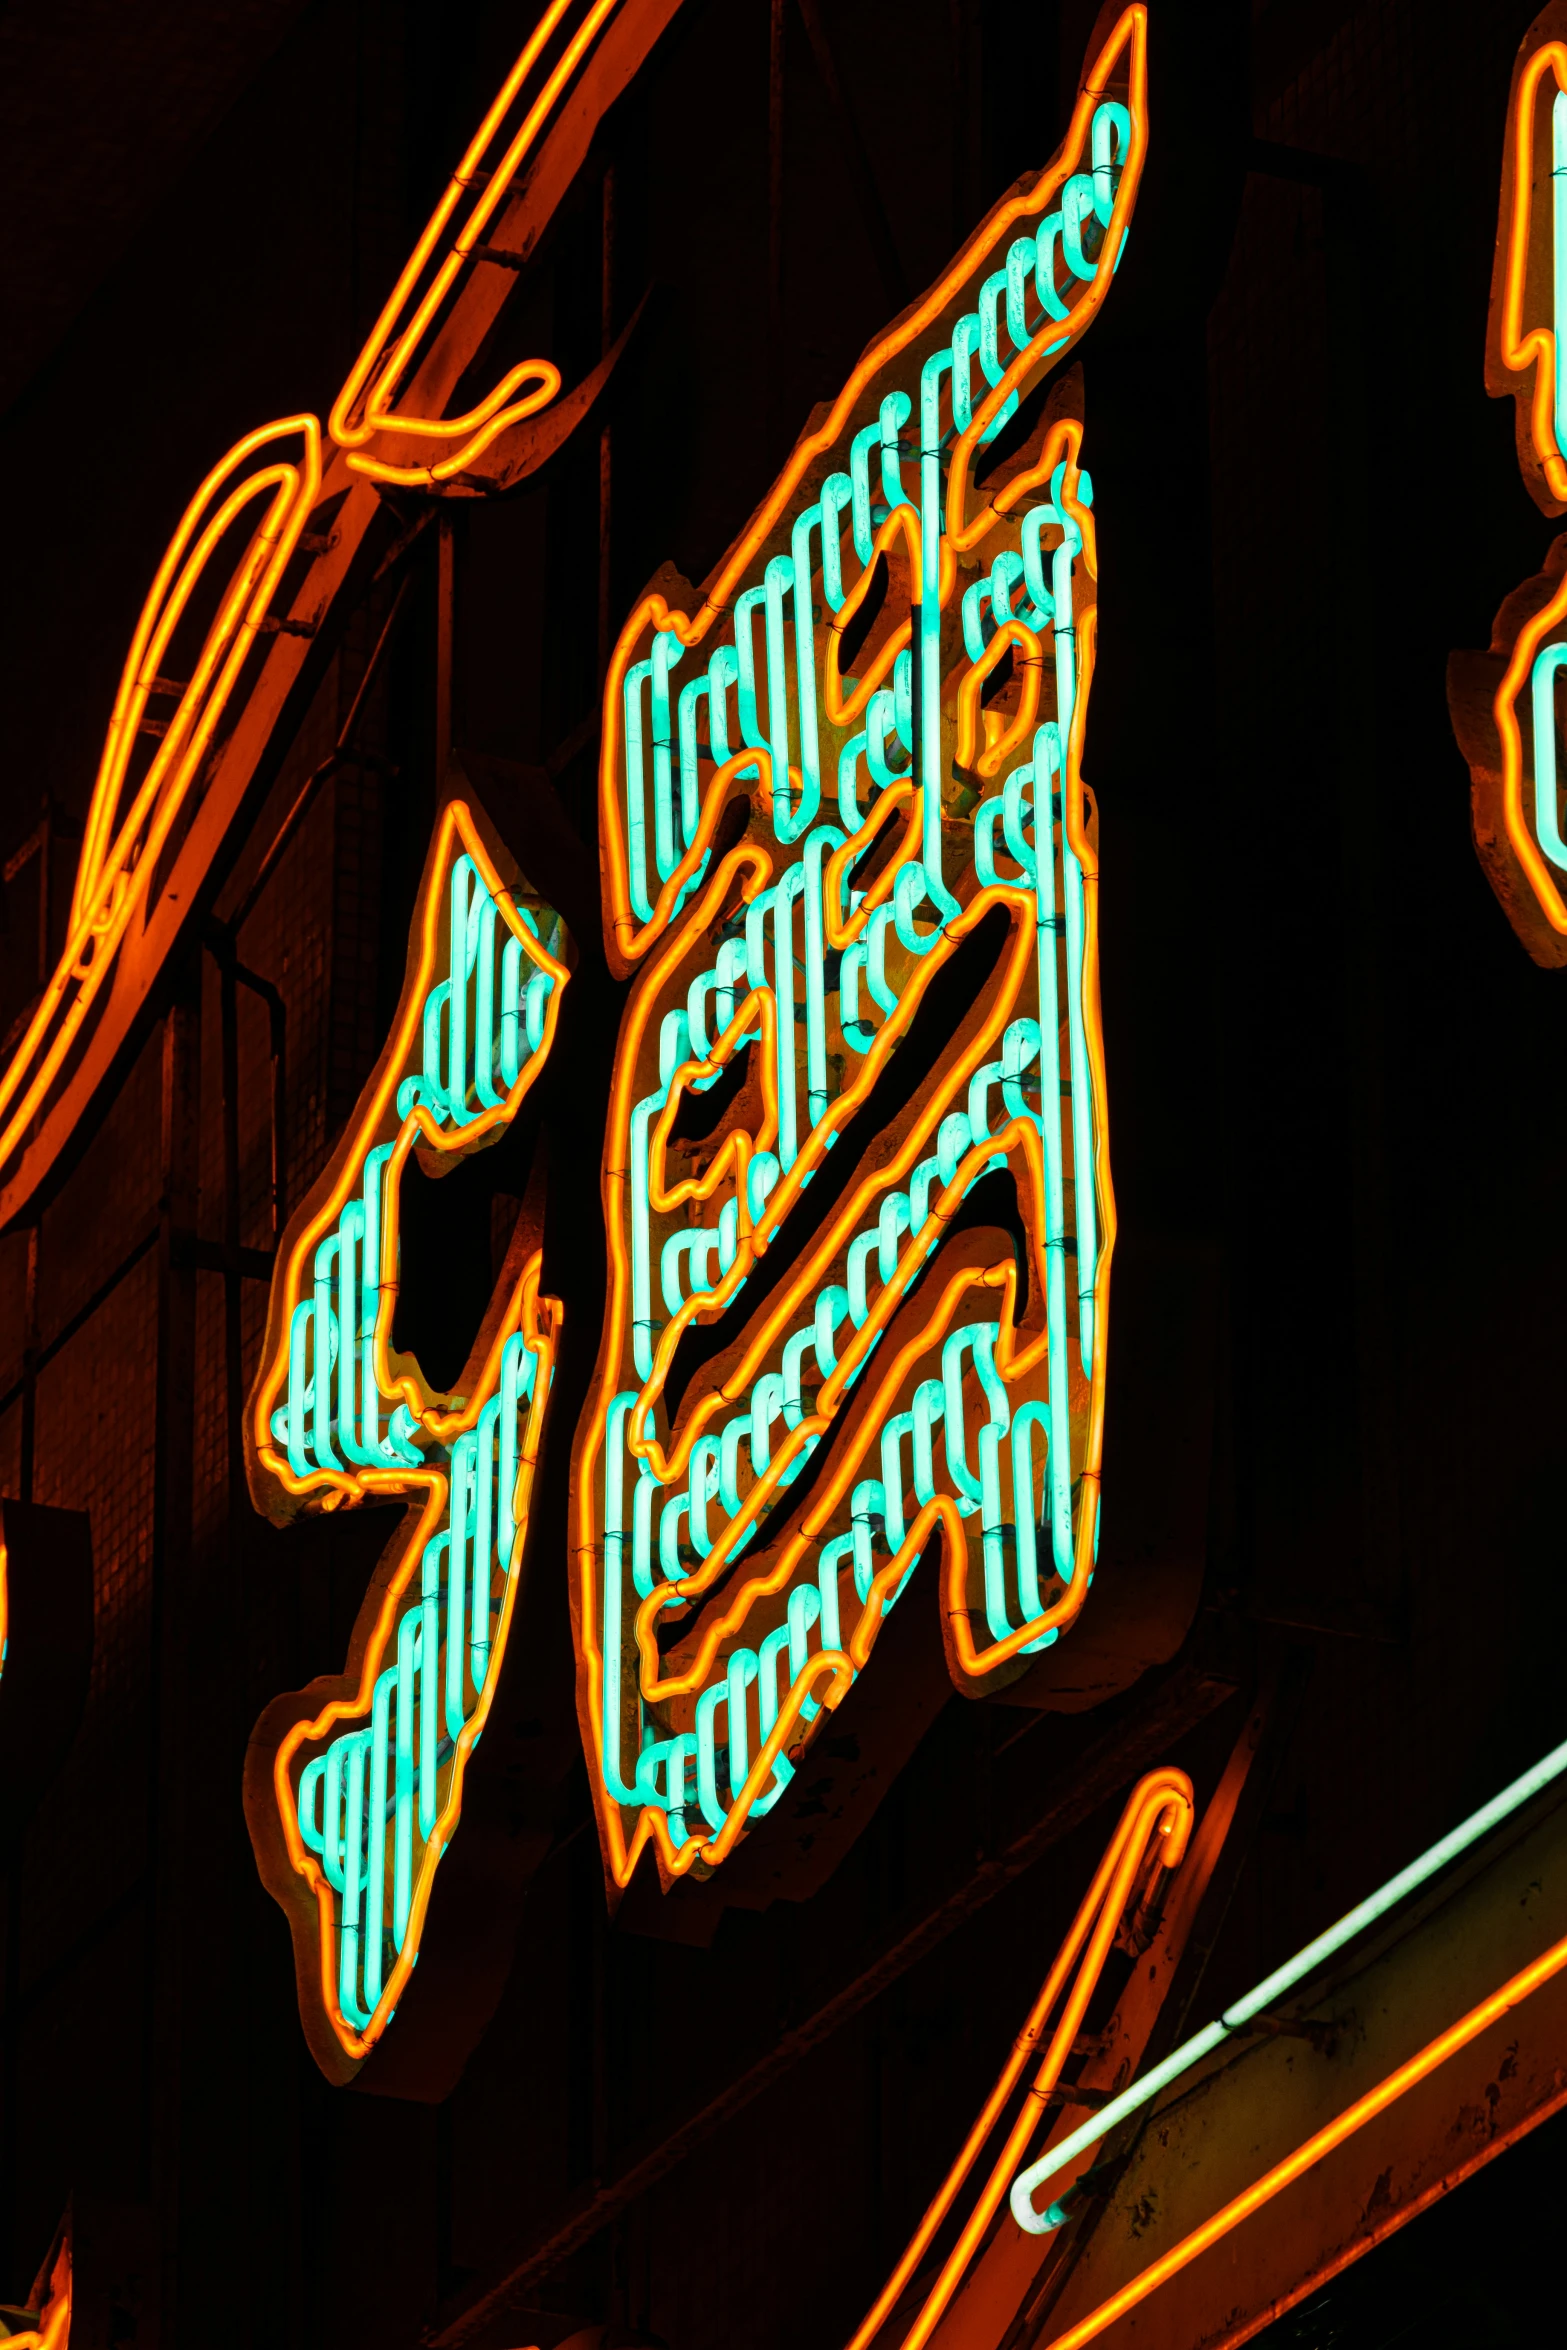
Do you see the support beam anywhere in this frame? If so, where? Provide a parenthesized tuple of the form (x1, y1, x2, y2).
(978, 1775, 1567, 2350)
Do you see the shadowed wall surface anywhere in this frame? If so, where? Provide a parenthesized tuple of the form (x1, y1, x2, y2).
(0, 4, 1561, 2347)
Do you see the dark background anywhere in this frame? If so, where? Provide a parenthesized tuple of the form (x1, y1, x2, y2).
(1, 1, 1564, 2345)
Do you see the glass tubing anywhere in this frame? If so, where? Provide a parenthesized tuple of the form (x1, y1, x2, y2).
(1009, 1725, 1567, 2232)
(600, 103, 1129, 1847)
(267, 857, 561, 2027)
(1530, 90, 1567, 865)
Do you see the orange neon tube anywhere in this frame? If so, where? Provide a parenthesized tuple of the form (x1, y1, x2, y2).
(594, 7, 1145, 968)
(1039, 1924, 1567, 2350)
(5, 2260, 70, 2350)
(1485, 37, 1567, 934)
(574, 14, 1135, 1903)
(328, 0, 576, 447)
(69, 415, 320, 933)
(1498, 39, 1567, 502)
(250, 801, 566, 1482)
(329, 0, 624, 482)
(1490, 573, 1567, 935)
(271, 1265, 562, 2063)
(954, 619, 1045, 778)
(847, 1771, 1193, 2350)
(246, 798, 569, 2066)
(0, 421, 320, 1181)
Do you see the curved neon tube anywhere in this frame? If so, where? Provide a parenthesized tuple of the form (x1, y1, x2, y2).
(845, 1770, 1193, 2350)
(575, 10, 1146, 1899)
(247, 802, 568, 2069)
(329, 0, 630, 483)
(1011, 1725, 1567, 2228)
(1466, 32, 1567, 940)
(2, 420, 321, 1187)
(5, 0, 645, 1224)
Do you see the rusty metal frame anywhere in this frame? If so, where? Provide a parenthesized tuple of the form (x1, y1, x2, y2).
(1000, 1768, 1567, 2350)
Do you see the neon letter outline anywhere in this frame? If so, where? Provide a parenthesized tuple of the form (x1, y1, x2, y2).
(0, 0, 681, 1231)
(571, 6, 1146, 1896)
(1451, 1, 1567, 966)
(244, 797, 568, 2081)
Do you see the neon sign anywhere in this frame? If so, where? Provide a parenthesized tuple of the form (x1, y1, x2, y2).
(0, 0, 677, 1233)
(1451, 1, 1567, 963)
(3, 2226, 71, 2350)
(572, 8, 1145, 1891)
(1002, 1728, 1567, 2347)
(326, 0, 634, 488)
(858, 1767, 1193, 2350)
(245, 800, 567, 2077)
(0, 416, 321, 1180)
(0, 0, 675, 2083)
(18, 0, 1150, 2085)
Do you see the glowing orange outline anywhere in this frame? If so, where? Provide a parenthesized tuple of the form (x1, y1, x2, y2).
(849, 1769, 1194, 2350)
(595, 4, 1146, 974)
(575, 436, 1115, 1891)
(1497, 38, 1567, 506)
(1038, 1918, 1567, 2350)
(955, 618, 1045, 778)
(1490, 573, 1567, 936)
(6, 0, 671, 1214)
(328, 0, 628, 484)
(822, 505, 958, 729)
(1481, 28, 1567, 936)
(246, 799, 567, 2063)
(823, 778, 920, 946)
(5, 2239, 71, 2350)
(1, 418, 320, 1180)
(249, 802, 567, 1489)
(269, 1256, 560, 2065)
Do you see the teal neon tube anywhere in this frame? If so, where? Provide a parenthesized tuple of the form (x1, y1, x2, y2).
(591, 99, 1132, 1864)
(275, 828, 558, 2027)
(1531, 643, 1567, 869)
(1010, 1726, 1567, 2233)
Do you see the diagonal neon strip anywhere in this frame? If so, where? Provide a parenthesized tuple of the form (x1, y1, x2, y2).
(1037, 1924, 1567, 2350)
(1012, 1728, 1567, 2226)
